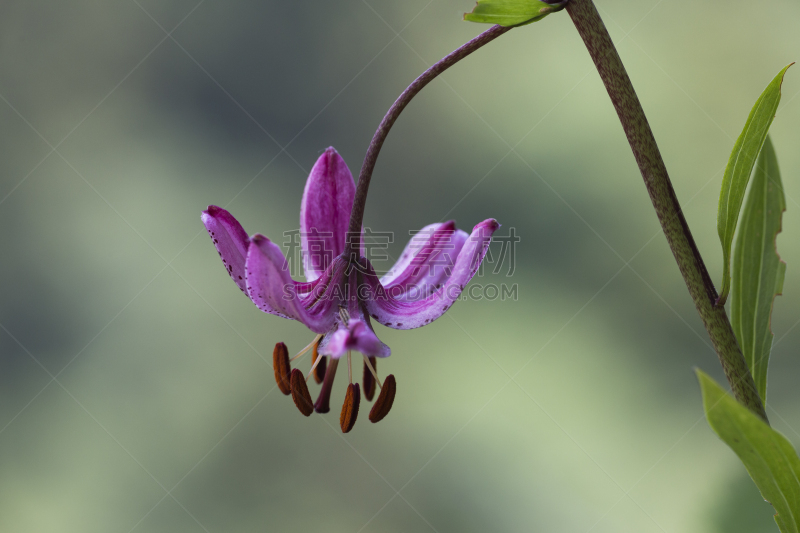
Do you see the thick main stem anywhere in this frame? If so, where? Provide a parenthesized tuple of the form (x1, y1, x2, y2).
(565, 0, 766, 421)
(345, 24, 512, 252)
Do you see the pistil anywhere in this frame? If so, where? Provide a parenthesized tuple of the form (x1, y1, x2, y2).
(314, 357, 339, 413)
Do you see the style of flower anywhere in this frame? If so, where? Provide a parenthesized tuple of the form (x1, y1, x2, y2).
(202, 147, 498, 432)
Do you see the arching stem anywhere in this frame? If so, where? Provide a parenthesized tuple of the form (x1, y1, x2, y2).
(345, 24, 512, 254)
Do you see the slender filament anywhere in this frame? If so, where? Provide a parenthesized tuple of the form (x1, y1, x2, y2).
(290, 334, 323, 362)
(362, 355, 382, 389)
(306, 350, 325, 382)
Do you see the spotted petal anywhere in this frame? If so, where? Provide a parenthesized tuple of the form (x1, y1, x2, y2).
(300, 147, 356, 282)
(245, 234, 343, 333)
(201, 205, 249, 294)
(364, 219, 499, 329)
(381, 221, 469, 301)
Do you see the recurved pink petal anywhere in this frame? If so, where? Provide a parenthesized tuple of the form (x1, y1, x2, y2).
(245, 235, 342, 332)
(364, 219, 499, 329)
(300, 147, 356, 282)
(381, 221, 469, 300)
(202, 205, 249, 294)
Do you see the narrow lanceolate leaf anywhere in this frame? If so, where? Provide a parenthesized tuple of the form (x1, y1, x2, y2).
(464, 0, 565, 27)
(717, 64, 792, 305)
(698, 370, 800, 533)
(731, 136, 786, 404)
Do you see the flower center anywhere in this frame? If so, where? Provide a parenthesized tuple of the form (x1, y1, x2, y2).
(272, 335, 396, 432)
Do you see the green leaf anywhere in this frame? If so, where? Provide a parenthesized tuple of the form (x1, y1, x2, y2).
(717, 64, 792, 305)
(698, 370, 800, 533)
(463, 0, 564, 27)
(731, 136, 786, 404)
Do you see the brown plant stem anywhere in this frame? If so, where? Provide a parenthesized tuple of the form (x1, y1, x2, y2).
(345, 24, 513, 253)
(565, 0, 767, 421)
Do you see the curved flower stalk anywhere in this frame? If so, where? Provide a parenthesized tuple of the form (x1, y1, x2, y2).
(202, 148, 499, 432)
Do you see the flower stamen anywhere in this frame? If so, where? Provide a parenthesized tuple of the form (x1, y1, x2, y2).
(362, 356, 380, 401)
(369, 374, 396, 423)
(340, 383, 360, 433)
(311, 338, 326, 384)
(306, 349, 325, 383)
(290, 334, 323, 362)
(272, 342, 292, 396)
(290, 368, 314, 416)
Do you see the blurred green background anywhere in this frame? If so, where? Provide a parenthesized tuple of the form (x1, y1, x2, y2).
(1, 1, 798, 531)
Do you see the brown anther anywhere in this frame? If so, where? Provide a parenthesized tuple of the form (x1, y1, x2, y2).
(314, 357, 339, 413)
(290, 369, 314, 416)
(340, 383, 361, 433)
(369, 374, 396, 423)
(312, 339, 326, 384)
(272, 342, 291, 395)
(363, 357, 377, 401)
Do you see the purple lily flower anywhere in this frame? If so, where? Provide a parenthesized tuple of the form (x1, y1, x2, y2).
(202, 147, 498, 431)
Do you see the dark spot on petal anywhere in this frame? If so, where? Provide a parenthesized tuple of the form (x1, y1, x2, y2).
(396, 323, 402, 327)
(238, 276, 242, 280)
